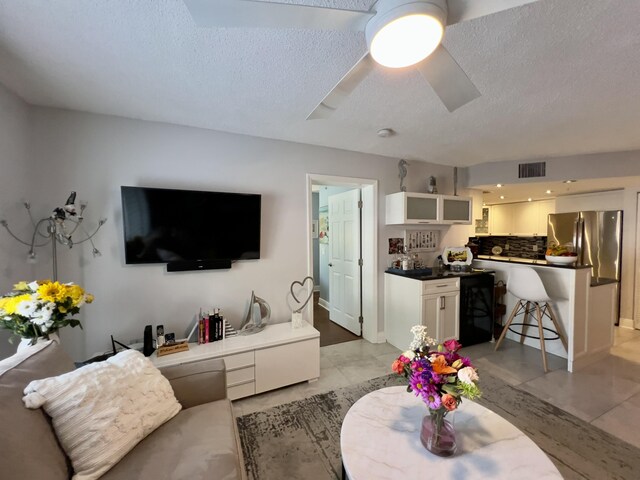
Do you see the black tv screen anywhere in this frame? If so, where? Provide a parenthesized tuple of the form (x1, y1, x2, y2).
(121, 186, 261, 265)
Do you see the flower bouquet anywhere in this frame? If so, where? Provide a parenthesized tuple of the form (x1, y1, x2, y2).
(391, 325, 481, 456)
(0, 280, 93, 345)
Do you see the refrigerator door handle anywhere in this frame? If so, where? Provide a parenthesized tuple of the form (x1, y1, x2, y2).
(575, 217, 584, 263)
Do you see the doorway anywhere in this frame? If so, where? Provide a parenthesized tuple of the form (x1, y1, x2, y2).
(307, 174, 378, 347)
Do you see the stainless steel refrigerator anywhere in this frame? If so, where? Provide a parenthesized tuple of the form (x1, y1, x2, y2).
(547, 210, 623, 285)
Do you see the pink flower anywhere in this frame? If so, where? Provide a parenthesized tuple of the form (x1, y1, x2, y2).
(392, 359, 405, 374)
(442, 394, 457, 411)
(399, 354, 411, 364)
(443, 339, 462, 353)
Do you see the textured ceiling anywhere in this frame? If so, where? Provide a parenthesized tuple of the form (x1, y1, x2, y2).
(1, 0, 639, 167)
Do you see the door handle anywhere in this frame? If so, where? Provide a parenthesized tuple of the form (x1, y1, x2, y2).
(440, 296, 446, 310)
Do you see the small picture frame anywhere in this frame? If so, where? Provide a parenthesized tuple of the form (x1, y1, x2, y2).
(388, 237, 404, 254)
(164, 332, 176, 345)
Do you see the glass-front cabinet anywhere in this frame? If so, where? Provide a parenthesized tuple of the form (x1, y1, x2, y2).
(440, 194, 473, 224)
(386, 192, 439, 224)
(386, 192, 472, 225)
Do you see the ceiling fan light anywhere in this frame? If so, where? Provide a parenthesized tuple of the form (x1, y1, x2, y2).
(369, 14, 443, 69)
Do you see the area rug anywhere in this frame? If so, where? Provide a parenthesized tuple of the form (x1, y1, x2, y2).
(236, 373, 640, 480)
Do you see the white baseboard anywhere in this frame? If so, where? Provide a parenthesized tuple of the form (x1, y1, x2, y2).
(318, 298, 330, 311)
(619, 317, 635, 329)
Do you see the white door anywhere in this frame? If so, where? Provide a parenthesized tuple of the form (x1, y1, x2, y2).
(635, 193, 640, 329)
(329, 189, 361, 335)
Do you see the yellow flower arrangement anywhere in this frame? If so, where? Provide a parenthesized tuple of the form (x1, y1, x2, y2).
(0, 280, 93, 344)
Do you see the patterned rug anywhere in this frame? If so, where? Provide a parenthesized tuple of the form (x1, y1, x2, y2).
(236, 373, 640, 480)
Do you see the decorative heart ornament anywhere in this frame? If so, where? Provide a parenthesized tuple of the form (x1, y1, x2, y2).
(288, 276, 315, 313)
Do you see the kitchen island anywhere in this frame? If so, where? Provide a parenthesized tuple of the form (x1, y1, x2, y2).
(474, 257, 617, 372)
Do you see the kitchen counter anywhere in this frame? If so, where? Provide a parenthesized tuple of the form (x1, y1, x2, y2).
(384, 268, 494, 281)
(476, 255, 592, 269)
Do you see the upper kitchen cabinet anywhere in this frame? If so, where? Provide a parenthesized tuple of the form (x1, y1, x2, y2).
(536, 200, 555, 235)
(440, 194, 473, 225)
(385, 192, 472, 225)
(489, 200, 555, 236)
(489, 204, 513, 235)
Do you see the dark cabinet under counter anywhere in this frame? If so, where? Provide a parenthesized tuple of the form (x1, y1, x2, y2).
(459, 274, 494, 347)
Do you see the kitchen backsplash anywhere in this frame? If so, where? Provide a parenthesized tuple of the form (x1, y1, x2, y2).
(471, 236, 547, 259)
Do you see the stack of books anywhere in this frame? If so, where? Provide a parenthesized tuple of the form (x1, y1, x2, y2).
(197, 308, 238, 344)
(198, 308, 223, 344)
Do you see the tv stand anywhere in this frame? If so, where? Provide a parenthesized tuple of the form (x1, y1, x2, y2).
(167, 259, 232, 272)
(150, 322, 320, 400)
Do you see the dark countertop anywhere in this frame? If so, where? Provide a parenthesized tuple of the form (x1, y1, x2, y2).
(385, 268, 494, 281)
(475, 255, 592, 269)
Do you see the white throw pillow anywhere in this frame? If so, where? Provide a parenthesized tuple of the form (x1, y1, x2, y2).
(23, 350, 181, 480)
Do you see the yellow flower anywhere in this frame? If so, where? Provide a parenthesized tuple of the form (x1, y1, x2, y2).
(59, 305, 68, 313)
(13, 281, 29, 291)
(38, 282, 67, 303)
(85, 294, 95, 304)
(67, 285, 86, 306)
(1, 294, 32, 315)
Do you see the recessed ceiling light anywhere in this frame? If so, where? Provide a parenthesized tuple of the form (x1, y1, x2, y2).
(563, 180, 577, 184)
(496, 184, 502, 188)
(376, 128, 395, 137)
(527, 198, 532, 202)
(546, 190, 552, 194)
(499, 195, 505, 200)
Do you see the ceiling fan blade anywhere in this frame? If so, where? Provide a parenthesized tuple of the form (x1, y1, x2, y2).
(446, 0, 541, 25)
(184, 0, 374, 31)
(307, 53, 375, 120)
(416, 45, 481, 112)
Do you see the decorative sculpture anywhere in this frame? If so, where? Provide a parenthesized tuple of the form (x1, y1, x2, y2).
(427, 176, 438, 194)
(398, 159, 408, 192)
(239, 291, 270, 335)
(288, 276, 314, 329)
(0, 191, 106, 280)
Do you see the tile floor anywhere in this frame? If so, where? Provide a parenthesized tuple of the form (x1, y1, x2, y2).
(233, 326, 640, 449)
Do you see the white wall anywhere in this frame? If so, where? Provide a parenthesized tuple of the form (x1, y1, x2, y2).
(0, 84, 35, 358)
(555, 190, 624, 212)
(23, 107, 469, 361)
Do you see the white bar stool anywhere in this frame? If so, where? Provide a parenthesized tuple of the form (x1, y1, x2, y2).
(494, 266, 568, 372)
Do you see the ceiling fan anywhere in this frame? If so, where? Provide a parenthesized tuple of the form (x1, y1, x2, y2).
(184, 0, 540, 119)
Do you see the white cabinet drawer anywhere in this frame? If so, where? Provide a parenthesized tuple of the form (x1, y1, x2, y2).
(227, 366, 255, 387)
(224, 351, 255, 370)
(228, 381, 255, 401)
(423, 278, 459, 295)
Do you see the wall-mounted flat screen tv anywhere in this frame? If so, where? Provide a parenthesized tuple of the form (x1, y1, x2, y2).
(121, 186, 261, 266)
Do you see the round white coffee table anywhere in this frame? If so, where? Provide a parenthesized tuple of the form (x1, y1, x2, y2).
(341, 386, 562, 480)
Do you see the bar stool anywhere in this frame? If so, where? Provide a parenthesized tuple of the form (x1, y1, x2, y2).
(494, 266, 568, 372)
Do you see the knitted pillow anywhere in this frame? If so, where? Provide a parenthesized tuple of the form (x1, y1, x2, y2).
(23, 350, 181, 480)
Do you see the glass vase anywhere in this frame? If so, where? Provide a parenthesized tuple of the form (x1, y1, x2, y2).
(420, 409, 457, 457)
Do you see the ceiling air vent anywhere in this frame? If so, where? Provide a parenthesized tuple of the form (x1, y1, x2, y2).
(518, 162, 546, 178)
